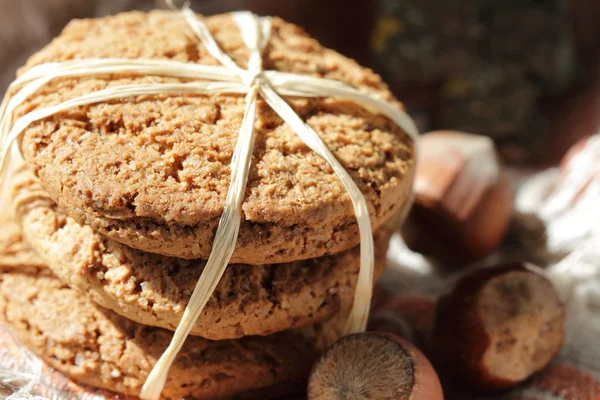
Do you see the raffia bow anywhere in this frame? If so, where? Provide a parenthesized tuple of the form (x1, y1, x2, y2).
(0, 4, 419, 400)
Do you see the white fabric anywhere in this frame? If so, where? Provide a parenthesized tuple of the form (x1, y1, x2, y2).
(517, 135, 600, 374)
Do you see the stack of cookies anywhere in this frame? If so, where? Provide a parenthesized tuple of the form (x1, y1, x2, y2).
(0, 10, 414, 400)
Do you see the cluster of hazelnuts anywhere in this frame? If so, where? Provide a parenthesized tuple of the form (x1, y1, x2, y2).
(306, 131, 581, 400)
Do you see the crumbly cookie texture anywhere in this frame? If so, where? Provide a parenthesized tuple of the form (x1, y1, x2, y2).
(10, 167, 388, 340)
(0, 265, 347, 400)
(16, 10, 414, 262)
(0, 216, 46, 270)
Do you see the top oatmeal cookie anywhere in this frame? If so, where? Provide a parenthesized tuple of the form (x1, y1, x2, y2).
(15, 10, 414, 263)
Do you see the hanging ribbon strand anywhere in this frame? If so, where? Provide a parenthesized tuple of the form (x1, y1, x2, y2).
(0, 5, 419, 400)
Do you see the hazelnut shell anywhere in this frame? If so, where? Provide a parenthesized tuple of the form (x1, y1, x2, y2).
(433, 263, 566, 390)
(307, 332, 443, 400)
(403, 131, 513, 264)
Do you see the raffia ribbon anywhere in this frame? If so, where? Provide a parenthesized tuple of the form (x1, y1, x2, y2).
(0, 4, 419, 400)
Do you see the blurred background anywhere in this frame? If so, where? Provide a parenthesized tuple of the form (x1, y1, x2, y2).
(1, 0, 599, 165)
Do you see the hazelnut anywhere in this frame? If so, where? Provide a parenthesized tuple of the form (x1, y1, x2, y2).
(307, 332, 443, 400)
(402, 131, 513, 264)
(433, 263, 566, 390)
(368, 296, 436, 352)
(503, 363, 600, 400)
(536, 75, 600, 167)
(370, 285, 391, 314)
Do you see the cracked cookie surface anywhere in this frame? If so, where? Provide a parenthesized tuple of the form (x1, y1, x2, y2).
(10, 167, 388, 340)
(16, 10, 414, 262)
(0, 267, 345, 400)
